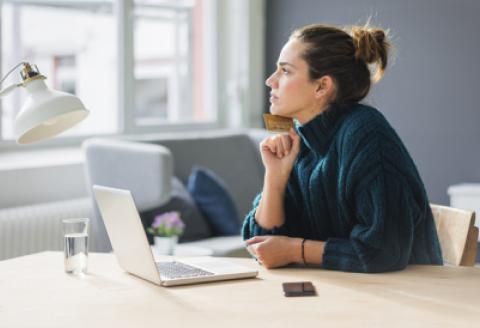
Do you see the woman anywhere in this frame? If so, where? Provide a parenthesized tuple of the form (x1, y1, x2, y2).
(242, 23, 443, 273)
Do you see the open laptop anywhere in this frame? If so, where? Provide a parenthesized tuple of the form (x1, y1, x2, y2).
(93, 185, 258, 286)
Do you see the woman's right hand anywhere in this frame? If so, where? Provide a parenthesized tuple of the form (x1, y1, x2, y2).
(260, 128, 301, 186)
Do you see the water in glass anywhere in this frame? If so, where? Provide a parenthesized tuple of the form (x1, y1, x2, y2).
(63, 218, 89, 274)
(64, 232, 88, 274)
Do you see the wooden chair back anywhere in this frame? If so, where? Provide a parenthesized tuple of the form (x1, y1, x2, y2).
(430, 204, 478, 266)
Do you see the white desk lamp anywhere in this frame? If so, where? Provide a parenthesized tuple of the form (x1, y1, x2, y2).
(0, 62, 89, 144)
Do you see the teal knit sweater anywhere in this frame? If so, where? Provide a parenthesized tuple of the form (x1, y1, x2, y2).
(242, 104, 443, 273)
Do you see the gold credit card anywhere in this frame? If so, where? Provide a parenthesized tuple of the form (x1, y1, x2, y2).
(263, 114, 294, 133)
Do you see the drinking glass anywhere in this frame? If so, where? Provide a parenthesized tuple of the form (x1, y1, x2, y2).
(63, 218, 89, 274)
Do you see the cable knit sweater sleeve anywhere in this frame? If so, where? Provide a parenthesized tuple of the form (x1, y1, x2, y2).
(322, 169, 417, 273)
(322, 113, 435, 273)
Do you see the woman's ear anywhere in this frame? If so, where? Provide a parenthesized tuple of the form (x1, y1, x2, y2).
(314, 75, 335, 99)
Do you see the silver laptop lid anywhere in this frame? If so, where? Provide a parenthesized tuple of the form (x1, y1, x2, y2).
(93, 185, 161, 285)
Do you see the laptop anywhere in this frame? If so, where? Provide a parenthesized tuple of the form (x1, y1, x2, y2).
(93, 185, 258, 286)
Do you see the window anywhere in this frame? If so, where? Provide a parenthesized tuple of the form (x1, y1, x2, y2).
(0, 0, 216, 143)
(134, 0, 203, 125)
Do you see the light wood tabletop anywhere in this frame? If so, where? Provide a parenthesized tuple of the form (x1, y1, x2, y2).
(0, 252, 479, 328)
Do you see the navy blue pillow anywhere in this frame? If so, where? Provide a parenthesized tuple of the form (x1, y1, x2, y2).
(187, 166, 241, 236)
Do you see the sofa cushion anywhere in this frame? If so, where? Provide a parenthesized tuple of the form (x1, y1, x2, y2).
(187, 166, 241, 236)
(83, 138, 174, 252)
(140, 177, 212, 243)
(83, 138, 173, 211)
(147, 130, 266, 223)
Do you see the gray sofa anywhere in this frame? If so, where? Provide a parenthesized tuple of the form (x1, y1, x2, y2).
(83, 129, 269, 257)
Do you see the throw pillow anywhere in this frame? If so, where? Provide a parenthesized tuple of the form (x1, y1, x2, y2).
(140, 176, 212, 243)
(187, 166, 241, 236)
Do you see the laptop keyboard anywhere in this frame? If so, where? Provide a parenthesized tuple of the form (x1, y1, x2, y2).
(157, 261, 215, 280)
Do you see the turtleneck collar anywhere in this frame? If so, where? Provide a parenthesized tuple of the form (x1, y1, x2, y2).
(295, 103, 354, 153)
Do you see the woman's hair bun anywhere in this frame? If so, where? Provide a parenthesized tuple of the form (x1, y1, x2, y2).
(350, 25, 390, 83)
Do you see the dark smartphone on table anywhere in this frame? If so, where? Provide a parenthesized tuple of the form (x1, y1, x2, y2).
(282, 281, 317, 297)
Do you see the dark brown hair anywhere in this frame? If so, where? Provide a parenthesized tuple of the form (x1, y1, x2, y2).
(291, 23, 391, 107)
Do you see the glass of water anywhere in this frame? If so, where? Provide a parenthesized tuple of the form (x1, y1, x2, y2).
(63, 218, 89, 274)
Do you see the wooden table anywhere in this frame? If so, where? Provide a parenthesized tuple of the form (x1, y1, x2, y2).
(0, 252, 479, 327)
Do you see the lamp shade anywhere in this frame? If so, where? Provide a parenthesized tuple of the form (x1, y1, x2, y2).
(13, 78, 89, 144)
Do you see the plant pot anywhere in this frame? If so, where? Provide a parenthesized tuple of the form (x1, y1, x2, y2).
(154, 235, 178, 256)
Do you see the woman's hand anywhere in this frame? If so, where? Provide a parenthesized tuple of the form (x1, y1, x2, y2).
(260, 128, 301, 186)
(245, 235, 302, 269)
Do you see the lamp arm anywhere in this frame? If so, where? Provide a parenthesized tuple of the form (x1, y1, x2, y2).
(0, 61, 29, 98)
(0, 83, 22, 98)
(0, 61, 28, 86)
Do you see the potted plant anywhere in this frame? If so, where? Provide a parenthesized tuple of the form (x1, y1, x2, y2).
(147, 211, 185, 255)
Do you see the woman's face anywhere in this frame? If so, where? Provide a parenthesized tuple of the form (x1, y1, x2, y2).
(266, 38, 328, 124)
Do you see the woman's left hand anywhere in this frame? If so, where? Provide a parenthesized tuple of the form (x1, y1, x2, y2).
(245, 235, 302, 269)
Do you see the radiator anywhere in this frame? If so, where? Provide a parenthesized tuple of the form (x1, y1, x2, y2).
(0, 198, 94, 261)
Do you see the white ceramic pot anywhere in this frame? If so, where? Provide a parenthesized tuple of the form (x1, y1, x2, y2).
(154, 235, 178, 255)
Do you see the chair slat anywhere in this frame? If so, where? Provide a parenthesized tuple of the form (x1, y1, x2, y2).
(430, 204, 476, 266)
(461, 226, 479, 266)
